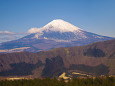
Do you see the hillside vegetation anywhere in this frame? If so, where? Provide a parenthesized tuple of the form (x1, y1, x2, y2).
(0, 39, 115, 78)
(0, 77, 115, 86)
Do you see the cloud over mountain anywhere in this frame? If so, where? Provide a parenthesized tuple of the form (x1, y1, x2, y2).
(28, 28, 42, 33)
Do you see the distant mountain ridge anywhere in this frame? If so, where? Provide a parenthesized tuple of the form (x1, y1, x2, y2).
(0, 19, 114, 53)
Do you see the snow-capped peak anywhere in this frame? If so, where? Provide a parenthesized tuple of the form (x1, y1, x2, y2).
(28, 19, 82, 33)
(42, 19, 82, 32)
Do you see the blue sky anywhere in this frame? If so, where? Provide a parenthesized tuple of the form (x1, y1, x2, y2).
(0, 0, 115, 42)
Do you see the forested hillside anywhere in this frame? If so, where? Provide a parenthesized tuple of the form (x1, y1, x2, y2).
(0, 39, 115, 78)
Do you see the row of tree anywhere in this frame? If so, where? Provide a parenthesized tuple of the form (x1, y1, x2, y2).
(0, 77, 115, 86)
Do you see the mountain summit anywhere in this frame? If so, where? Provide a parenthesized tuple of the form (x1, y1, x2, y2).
(0, 19, 114, 53)
(28, 19, 82, 33)
(27, 19, 111, 41)
(27, 19, 87, 41)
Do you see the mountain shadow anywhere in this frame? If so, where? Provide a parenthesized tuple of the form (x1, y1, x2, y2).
(69, 64, 109, 75)
(84, 47, 105, 57)
(0, 60, 43, 76)
(42, 56, 66, 78)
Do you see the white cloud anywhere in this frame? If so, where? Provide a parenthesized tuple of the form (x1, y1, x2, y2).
(28, 28, 42, 33)
(0, 31, 15, 35)
(0, 31, 28, 43)
(0, 36, 17, 43)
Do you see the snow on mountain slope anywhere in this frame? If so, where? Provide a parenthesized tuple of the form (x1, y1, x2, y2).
(28, 19, 111, 41)
(42, 19, 82, 32)
(28, 19, 87, 40)
(28, 19, 82, 33)
(0, 19, 114, 53)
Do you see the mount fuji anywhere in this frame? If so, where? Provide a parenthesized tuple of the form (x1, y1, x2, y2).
(0, 19, 114, 53)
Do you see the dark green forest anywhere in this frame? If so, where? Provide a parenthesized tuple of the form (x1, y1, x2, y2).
(0, 77, 115, 86)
